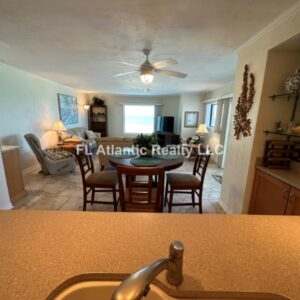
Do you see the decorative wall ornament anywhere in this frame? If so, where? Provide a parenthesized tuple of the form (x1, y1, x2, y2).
(285, 68, 300, 93)
(233, 64, 255, 139)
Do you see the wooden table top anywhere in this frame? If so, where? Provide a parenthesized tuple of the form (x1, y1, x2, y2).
(109, 155, 184, 171)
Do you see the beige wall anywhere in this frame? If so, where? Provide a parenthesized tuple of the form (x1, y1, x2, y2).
(203, 82, 234, 101)
(89, 92, 207, 139)
(161, 95, 182, 134)
(179, 93, 204, 139)
(0, 63, 88, 169)
(88, 93, 189, 137)
(220, 8, 300, 214)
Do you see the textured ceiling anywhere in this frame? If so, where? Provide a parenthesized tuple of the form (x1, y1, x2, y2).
(0, 0, 298, 95)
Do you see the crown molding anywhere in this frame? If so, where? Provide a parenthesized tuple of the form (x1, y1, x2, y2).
(235, 1, 300, 53)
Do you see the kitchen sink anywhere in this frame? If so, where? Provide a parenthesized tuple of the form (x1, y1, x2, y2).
(52, 281, 175, 300)
(49, 278, 290, 300)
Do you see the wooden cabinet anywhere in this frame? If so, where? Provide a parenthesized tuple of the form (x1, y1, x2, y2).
(88, 105, 107, 137)
(249, 169, 300, 215)
(2, 147, 27, 204)
(285, 187, 300, 215)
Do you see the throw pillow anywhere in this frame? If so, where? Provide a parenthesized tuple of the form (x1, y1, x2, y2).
(85, 130, 99, 139)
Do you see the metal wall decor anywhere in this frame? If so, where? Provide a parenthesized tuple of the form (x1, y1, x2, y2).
(234, 64, 255, 139)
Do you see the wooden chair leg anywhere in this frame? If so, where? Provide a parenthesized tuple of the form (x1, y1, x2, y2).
(91, 188, 95, 205)
(113, 187, 117, 212)
(192, 189, 195, 207)
(83, 189, 87, 211)
(198, 189, 203, 214)
(164, 180, 169, 207)
(125, 175, 129, 188)
(120, 197, 125, 211)
(168, 189, 174, 213)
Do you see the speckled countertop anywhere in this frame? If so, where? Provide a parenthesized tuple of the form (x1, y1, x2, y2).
(0, 211, 300, 300)
(256, 166, 300, 190)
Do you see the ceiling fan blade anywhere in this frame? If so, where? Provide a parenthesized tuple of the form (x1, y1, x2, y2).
(155, 69, 187, 78)
(152, 58, 177, 69)
(113, 71, 138, 78)
(119, 62, 140, 68)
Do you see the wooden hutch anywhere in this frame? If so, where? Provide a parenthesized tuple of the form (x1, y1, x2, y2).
(88, 105, 108, 137)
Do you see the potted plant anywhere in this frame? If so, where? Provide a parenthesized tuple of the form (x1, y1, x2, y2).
(133, 133, 158, 157)
(92, 96, 105, 106)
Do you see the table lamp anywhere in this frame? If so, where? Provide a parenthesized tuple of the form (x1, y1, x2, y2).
(195, 124, 208, 144)
(196, 124, 208, 136)
(52, 120, 66, 145)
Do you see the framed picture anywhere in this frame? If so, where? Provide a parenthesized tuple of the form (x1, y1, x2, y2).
(58, 94, 78, 125)
(184, 111, 199, 128)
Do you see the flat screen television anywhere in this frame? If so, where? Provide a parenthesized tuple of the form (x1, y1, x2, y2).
(156, 116, 174, 133)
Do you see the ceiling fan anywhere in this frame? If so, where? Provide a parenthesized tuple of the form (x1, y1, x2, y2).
(113, 49, 187, 85)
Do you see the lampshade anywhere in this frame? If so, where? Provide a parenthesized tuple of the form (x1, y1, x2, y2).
(52, 120, 66, 131)
(84, 105, 90, 110)
(140, 69, 154, 85)
(196, 124, 208, 135)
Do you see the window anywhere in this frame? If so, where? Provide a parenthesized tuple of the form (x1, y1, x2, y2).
(124, 105, 155, 134)
(205, 103, 217, 128)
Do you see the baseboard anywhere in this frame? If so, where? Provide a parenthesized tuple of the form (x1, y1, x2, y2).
(23, 163, 40, 175)
(0, 202, 13, 210)
(218, 199, 233, 214)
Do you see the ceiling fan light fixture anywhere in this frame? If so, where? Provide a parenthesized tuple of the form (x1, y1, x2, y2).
(140, 73, 154, 85)
(140, 68, 154, 85)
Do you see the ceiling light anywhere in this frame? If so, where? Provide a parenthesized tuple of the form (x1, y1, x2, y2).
(140, 69, 154, 85)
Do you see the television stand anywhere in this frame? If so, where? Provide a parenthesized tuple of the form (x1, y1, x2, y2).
(156, 132, 180, 147)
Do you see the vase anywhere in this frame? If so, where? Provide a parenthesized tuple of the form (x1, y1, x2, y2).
(285, 68, 300, 93)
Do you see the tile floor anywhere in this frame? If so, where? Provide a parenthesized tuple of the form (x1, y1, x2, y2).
(14, 158, 225, 214)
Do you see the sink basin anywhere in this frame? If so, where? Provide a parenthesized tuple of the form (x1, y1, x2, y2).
(49, 278, 291, 300)
(52, 281, 175, 300)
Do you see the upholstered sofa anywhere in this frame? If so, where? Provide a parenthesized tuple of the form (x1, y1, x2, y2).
(65, 127, 99, 153)
(96, 137, 134, 170)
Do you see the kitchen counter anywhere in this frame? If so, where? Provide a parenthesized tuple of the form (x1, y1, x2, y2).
(0, 211, 299, 300)
(256, 165, 300, 190)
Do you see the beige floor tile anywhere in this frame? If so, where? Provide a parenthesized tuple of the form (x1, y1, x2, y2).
(19, 158, 224, 214)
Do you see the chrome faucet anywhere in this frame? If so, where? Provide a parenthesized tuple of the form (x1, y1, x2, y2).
(111, 241, 184, 300)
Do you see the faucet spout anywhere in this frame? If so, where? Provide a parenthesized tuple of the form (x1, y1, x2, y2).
(111, 241, 184, 300)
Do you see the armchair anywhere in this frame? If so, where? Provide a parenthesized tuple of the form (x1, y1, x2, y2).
(24, 133, 75, 175)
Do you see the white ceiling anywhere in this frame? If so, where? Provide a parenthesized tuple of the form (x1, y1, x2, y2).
(0, 0, 298, 95)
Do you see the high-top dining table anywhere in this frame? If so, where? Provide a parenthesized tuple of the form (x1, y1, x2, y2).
(108, 154, 185, 211)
